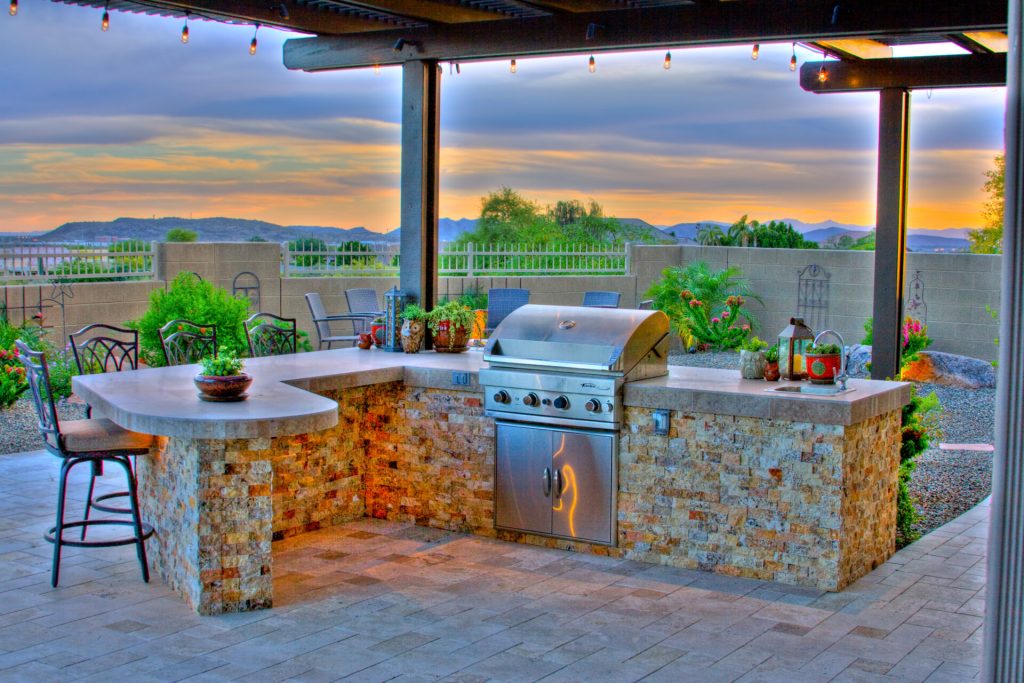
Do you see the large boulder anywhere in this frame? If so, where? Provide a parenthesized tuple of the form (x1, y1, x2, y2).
(902, 351, 996, 389)
(846, 344, 872, 378)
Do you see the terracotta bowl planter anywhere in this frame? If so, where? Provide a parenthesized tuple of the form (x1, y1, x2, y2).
(433, 321, 469, 353)
(194, 373, 252, 402)
(806, 353, 842, 384)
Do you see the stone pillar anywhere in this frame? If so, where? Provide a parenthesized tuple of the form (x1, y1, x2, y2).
(870, 88, 910, 380)
(984, 0, 1024, 678)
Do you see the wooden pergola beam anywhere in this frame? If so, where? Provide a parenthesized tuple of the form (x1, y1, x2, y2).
(800, 53, 1007, 93)
(284, 0, 1006, 71)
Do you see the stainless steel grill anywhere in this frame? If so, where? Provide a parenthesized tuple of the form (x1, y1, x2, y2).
(480, 304, 669, 546)
(479, 304, 670, 430)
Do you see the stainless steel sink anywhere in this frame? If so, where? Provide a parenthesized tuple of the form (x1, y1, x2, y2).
(766, 384, 854, 396)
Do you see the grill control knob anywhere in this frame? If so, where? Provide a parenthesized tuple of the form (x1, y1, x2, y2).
(585, 399, 602, 413)
(493, 390, 511, 404)
(522, 393, 540, 407)
(606, 401, 615, 413)
(553, 395, 570, 410)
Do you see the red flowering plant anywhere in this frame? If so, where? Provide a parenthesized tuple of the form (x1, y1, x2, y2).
(679, 293, 751, 350)
(0, 345, 28, 410)
(862, 316, 933, 372)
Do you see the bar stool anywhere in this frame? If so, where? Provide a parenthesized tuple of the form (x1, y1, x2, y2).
(16, 341, 154, 587)
(68, 324, 140, 537)
(159, 319, 216, 365)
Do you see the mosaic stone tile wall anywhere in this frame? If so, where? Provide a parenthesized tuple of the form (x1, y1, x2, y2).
(616, 408, 901, 590)
(362, 386, 495, 535)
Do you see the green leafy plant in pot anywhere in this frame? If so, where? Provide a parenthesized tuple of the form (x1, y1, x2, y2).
(805, 342, 842, 384)
(194, 350, 252, 401)
(763, 343, 781, 381)
(427, 301, 474, 353)
(400, 304, 427, 354)
(739, 336, 769, 380)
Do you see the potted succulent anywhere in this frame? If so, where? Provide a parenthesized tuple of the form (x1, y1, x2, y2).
(739, 336, 769, 379)
(805, 342, 843, 384)
(428, 300, 474, 353)
(193, 350, 252, 401)
(763, 343, 781, 382)
(400, 304, 427, 354)
(370, 316, 387, 348)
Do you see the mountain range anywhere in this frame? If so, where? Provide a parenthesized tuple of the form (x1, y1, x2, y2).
(4, 215, 974, 252)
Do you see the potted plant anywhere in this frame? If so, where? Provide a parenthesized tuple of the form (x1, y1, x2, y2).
(400, 304, 427, 353)
(370, 316, 387, 348)
(193, 350, 252, 401)
(427, 300, 474, 353)
(763, 343, 780, 382)
(739, 336, 769, 379)
(805, 342, 843, 384)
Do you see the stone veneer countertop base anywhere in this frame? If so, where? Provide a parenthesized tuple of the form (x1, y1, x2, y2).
(74, 348, 908, 438)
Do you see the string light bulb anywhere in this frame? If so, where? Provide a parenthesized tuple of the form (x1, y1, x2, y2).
(817, 63, 828, 83)
(9, 0, 16, 16)
(510, 58, 517, 74)
(249, 24, 259, 55)
(101, 3, 110, 31)
(373, 63, 380, 74)
(588, 55, 596, 73)
(751, 43, 760, 60)
(789, 43, 797, 71)
(663, 51, 671, 70)
(181, 15, 189, 44)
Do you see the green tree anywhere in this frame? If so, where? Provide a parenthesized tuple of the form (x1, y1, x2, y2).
(288, 238, 328, 267)
(165, 228, 198, 243)
(337, 240, 374, 266)
(727, 215, 756, 247)
(247, 235, 268, 242)
(696, 224, 727, 246)
(970, 154, 1005, 254)
(850, 233, 875, 251)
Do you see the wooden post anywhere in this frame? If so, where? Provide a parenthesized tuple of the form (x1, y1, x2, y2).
(870, 87, 910, 380)
(985, 0, 1024, 677)
(399, 60, 440, 311)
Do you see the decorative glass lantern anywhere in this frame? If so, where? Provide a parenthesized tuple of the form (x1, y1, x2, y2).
(383, 287, 407, 352)
(778, 316, 814, 380)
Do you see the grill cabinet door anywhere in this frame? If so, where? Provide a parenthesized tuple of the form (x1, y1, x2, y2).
(495, 422, 553, 535)
(551, 429, 615, 545)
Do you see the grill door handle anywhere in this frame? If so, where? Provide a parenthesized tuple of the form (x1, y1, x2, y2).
(552, 468, 562, 500)
(542, 467, 551, 497)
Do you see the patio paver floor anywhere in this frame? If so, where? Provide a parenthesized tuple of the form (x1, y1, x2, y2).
(0, 449, 987, 682)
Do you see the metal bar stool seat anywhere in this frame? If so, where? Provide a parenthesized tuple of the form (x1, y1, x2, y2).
(17, 341, 154, 587)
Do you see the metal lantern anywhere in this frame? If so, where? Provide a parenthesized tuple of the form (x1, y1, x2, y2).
(383, 286, 407, 352)
(778, 316, 814, 380)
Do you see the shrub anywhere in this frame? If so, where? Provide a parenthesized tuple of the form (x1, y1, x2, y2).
(401, 304, 427, 321)
(165, 228, 198, 243)
(896, 388, 942, 548)
(861, 316, 933, 375)
(646, 261, 761, 349)
(131, 272, 251, 367)
(0, 346, 27, 409)
(45, 348, 78, 401)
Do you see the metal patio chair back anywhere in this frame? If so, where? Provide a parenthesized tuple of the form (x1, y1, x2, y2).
(486, 288, 531, 333)
(69, 324, 139, 376)
(245, 312, 298, 357)
(159, 319, 217, 366)
(582, 291, 621, 308)
(345, 288, 383, 318)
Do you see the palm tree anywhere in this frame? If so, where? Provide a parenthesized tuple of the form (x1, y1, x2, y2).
(726, 214, 759, 248)
(696, 224, 726, 246)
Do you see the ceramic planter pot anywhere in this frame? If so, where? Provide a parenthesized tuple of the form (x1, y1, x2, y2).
(739, 350, 767, 379)
(401, 319, 425, 353)
(357, 332, 373, 350)
(194, 373, 252, 402)
(370, 323, 386, 348)
(433, 320, 469, 353)
(763, 361, 780, 381)
(806, 353, 842, 384)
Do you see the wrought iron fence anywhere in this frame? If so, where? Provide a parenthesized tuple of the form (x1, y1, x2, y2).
(0, 243, 155, 283)
(281, 242, 630, 277)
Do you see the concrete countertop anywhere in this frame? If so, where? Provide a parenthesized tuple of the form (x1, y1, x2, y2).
(74, 348, 908, 438)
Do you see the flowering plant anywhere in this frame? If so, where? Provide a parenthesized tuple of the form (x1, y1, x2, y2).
(861, 316, 932, 372)
(679, 293, 750, 350)
(0, 346, 28, 410)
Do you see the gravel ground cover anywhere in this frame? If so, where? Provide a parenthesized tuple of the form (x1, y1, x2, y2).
(669, 350, 995, 537)
(0, 351, 994, 538)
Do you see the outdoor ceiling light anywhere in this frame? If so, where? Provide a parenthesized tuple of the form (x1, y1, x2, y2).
(100, 2, 109, 30)
(510, 58, 517, 74)
(818, 63, 829, 83)
(751, 43, 760, 60)
(249, 24, 259, 55)
(9, 0, 17, 16)
(790, 43, 797, 71)
(181, 15, 189, 43)
(588, 55, 596, 73)
(663, 51, 671, 70)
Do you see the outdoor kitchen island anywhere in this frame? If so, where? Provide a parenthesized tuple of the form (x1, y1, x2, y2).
(74, 347, 909, 615)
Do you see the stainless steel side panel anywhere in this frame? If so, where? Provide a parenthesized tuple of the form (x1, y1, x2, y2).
(495, 422, 553, 536)
(551, 430, 615, 545)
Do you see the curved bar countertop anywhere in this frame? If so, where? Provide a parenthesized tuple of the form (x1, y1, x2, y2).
(74, 348, 909, 439)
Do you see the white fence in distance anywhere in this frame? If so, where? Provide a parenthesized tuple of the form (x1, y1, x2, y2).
(0, 243, 155, 283)
(281, 242, 630, 277)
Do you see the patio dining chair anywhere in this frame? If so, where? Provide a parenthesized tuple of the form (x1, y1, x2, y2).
(159, 319, 217, 366)
(68, 324, 141, 538)
(486, 288, 530, 334)
(638, 299, 654, 310)
(245, 312, 298, 357)
(345, 288, 384, 333)
(582, 291, 621, 308)
(305, 292, 367, 350)
(16, 341, 153, 587)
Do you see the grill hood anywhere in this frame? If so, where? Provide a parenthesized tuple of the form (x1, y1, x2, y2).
(483, 304, 670, 381)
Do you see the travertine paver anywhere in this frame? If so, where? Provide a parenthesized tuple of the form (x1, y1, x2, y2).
(0, 449, 986, 682)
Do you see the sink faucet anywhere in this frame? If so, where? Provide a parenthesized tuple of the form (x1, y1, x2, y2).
(813, 329, 848, 390)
